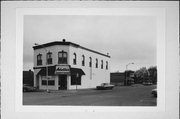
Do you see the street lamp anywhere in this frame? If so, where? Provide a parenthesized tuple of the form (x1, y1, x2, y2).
(125, 62, 134, 86)
(35, 43, 49, 93)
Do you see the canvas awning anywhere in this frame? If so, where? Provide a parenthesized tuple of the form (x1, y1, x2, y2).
(70, 68, 85, 76)
(37, 66, 85, 76)
(37, 66, 56, 76)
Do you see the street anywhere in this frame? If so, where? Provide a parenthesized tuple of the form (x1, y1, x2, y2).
(23, 84, 156, 106)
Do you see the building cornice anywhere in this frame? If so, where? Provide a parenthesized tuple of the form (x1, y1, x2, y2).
(33, 41, 110, 58)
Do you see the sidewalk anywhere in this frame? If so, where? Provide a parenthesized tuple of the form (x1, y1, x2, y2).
(35, 88, 99, 97)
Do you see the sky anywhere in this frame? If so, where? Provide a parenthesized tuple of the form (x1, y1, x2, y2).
(23, 15, 156, 72)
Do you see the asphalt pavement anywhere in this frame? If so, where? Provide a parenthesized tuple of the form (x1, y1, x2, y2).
(23, 84, 156, 106)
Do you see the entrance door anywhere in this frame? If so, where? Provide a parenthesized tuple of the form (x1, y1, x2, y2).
(58, 75, 67, 90)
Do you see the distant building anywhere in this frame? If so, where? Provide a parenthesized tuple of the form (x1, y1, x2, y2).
(110, 72, 125, 84)
(33, 39, 110, 90)
(111, 71, 135, 85)
(23, 70, 34, 86)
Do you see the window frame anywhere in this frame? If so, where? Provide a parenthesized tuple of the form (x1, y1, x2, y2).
(101, 60, 103, 69)
(73, 53, 77, 65)
(82, 55, 85, 66)
(37, 54, 42, 66)
(96, 58, 98, 68)
(89, 57, 92, 67)
(106, 61, 108, 70)
(58, 50, 68, 64)
(47, 52, 52, 64)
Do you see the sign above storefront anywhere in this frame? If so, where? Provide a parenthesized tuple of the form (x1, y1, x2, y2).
(55, 65, 70, 75)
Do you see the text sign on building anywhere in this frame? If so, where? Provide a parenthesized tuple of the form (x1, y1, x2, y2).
(55, 65, 70, 74)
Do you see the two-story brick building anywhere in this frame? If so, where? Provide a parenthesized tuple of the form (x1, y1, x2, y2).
(33, 39, 110, 90)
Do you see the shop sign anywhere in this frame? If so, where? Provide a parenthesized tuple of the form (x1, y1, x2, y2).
(55, 65, 70, 74)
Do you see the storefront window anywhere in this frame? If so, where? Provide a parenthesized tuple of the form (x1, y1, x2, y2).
(37, 54, 42, 65)
(42, 80, 55, 86)
(42, 80, 46, 85)
(48, 80, 55, 85)
(71, 75, 81, 85)
(58, 51, 67, 64)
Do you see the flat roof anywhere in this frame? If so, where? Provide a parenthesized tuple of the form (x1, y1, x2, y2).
(33, 41, 110, 58)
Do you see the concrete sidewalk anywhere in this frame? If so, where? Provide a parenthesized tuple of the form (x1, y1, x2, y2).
(29, 87, 114, 98)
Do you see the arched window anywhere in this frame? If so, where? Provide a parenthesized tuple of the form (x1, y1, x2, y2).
(89, 57, 92, 67)
(47, 52, 52, 64)
(96, 58, 98, 68)
(58, 50, 67, 64)
(73, 53, 77, 65)
(82, 55, 85, 66)
(106, 61, 108, 70)
(37, 54, 42, 65)
(101, 60, 103, 69)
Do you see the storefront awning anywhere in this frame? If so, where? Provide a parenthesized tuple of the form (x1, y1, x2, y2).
(37, 66, 56, 76)
(70, 68, 85, 76)
(37, 66, 85, 76)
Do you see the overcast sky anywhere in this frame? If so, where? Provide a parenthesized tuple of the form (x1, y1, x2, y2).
(23, 15, 156, 72)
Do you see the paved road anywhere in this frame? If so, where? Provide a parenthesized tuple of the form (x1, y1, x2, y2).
(23, 84, 156, 106)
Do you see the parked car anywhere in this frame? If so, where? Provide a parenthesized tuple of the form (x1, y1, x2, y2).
(23, 84, 36, 92)
(96, 83, 114, 90)
(151, 88, 157, 97)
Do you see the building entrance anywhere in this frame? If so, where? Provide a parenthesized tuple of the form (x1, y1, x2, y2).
(58, 75, 67, 90)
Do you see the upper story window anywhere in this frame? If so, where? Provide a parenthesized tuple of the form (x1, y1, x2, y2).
(95, 58, 98, 68)
(58, 51, 67, 64)
(82, 55, 85, 66)
(101, 60, 103, 69)
(47, 52, 52, 64)
(37, 54, 42, 66)
(89, 57, 92, 67)
(73, 53, 77, 65)
(106, 61, 108, 70)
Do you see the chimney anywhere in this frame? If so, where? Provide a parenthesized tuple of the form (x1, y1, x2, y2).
(107, 53, 109, 56)
(62, 39, 66, 42)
